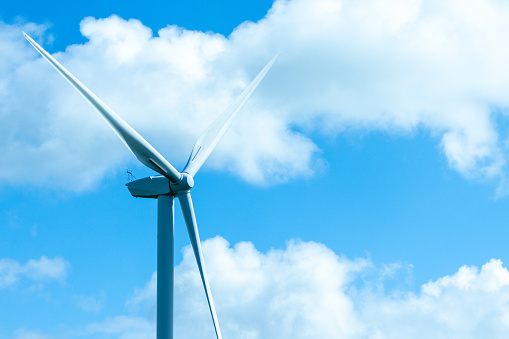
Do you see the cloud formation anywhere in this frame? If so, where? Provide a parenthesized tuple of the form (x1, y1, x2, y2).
(0, 256, 70, 288)
(13, 329, 51, 339)
(3, 0, 509, 190)
(82, 237, 509, 338)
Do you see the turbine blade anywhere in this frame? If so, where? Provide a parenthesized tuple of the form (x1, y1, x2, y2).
(183, 54, 279, 177)
(22, 32, 182, 183)
(178, 191, 222, 339)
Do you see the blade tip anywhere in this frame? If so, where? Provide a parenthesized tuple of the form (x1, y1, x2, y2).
(22, 31, 35, 45)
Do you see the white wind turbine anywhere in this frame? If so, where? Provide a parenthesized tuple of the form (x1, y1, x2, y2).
(23, 32, 277, 339)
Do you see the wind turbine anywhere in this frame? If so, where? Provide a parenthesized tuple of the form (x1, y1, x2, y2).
(23, 32, 277, 339)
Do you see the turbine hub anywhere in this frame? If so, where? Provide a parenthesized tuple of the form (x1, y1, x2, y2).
(170, 172, 194, 195)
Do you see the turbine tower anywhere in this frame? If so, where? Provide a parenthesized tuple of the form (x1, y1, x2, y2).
(23, 32, 277, 339)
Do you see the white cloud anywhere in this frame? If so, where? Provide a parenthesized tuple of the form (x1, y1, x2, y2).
(82, 238, 509, 339)
(13, 329, 51, 339)
(358, 259, 509, 338)
(3, 0, 509, 190)
(86, 316, 154, 339)
(76, 292, 106, 312)
(0, 256, 70, 288)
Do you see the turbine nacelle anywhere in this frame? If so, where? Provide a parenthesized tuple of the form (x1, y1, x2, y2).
(127, 176, 170, 198)
(127, 173, 194, 198)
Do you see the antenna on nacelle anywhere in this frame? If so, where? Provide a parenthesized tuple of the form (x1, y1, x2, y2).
(126, 169, 137, 182)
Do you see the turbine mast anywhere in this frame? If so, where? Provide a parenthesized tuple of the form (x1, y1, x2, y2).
(157, 195, 175, 339)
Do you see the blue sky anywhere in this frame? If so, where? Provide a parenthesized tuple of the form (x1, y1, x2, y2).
(3, 0, 509, 338)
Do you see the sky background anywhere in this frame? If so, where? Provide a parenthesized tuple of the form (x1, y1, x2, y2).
(2, 0, 509, 338)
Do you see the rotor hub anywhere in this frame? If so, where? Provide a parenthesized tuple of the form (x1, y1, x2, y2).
(170, 172, 194, 195)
